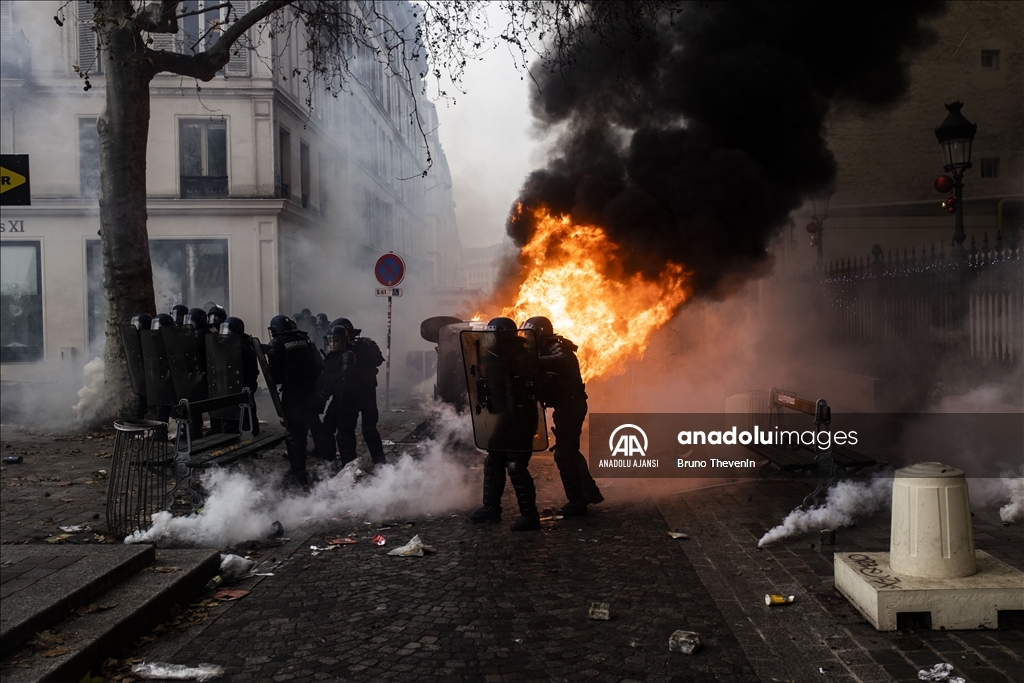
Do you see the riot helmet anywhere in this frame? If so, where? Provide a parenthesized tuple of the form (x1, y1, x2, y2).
(326, 325, 349, 352)
(521, 316, 553, 338)
(330, 317, 362, 337)
(131, 313, 153, 331)
(316, 313, 329, 327)
(300, 308, 312, 316)
(152, 313, 175, 330)
(171, 304, 189, 326)
(186, 307, 208, 328)
(207, 304, 227, 328)
(268, 314, 293, 335)
(219, 316, 245, 335)
(485, 317, 518, 331)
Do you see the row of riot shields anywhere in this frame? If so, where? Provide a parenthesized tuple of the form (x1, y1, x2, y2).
(119, 324, 282, 421)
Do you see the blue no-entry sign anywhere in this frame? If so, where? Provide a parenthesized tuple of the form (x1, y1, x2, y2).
(374, 252, 406, 287)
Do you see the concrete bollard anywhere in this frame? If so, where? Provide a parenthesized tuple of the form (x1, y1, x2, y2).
(889, 462, 976, 579)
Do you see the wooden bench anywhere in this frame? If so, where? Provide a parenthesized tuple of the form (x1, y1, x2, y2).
(743, 388, 877, 508)
(167, 389, 285, 511)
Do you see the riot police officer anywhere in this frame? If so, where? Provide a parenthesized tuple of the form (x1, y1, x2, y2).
(171, 305, 190, 327)
(149, 313, 177, 424)
(522, 316, 603, 517)
(331, 318, 386, 467)
(468, 317, 541, 532)
(314, 325, 357, 467)
(185, 308, 212, 436)
(129, 313, 153, 420)
(267, 314, 323, 487)
(218, 316, 260, 436)
(207, 304, 227, 331)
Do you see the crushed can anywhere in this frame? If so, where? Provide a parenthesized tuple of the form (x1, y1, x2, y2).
(764, 594, 795, 606)
(372, 534, 386, 546)
(4, 456, 23, 464)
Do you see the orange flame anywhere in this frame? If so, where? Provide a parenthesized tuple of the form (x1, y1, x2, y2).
(501, 208, 691, 382)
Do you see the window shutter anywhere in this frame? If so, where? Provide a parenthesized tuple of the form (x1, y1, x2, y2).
(0, 1, 13, 38)
(225, 0, 250, 76)
(149, 32, 176, 52)
(77, 0, 100, 74)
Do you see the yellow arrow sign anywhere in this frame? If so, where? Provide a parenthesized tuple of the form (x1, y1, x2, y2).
(0, 166, 27, 194)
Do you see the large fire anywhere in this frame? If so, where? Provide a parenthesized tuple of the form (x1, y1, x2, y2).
(502, 208, 692, 382)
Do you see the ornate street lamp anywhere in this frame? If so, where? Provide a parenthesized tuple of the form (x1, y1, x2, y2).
(934, 102, 977, 260)
(806, 188, 832, 266)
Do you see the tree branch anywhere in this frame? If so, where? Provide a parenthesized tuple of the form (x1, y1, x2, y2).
(147, 0, 291, 80)
(133, 0, 180, 33)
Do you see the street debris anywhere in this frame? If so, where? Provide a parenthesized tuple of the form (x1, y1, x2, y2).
(668, 630, 701, 654)
(131, 661, 225, 680)
(918, 663, 965, 682)
(268, 520, 284, 538)
(44, 534, 70, 544)
(668, 531, 689, 539)
(765, 594, 796, 605)
(819, 528, 836, 545)
(387, 534, 435, 556)
(213, 589, 250, 601)
(144, 566, 180, 573)
(327, 537, 358, 545)
(59, 524, 91, 533)
(372, 534, 387, 546)
(4, 455, 23, 464)
(588, 602, 611, 620)
(92, 469, 108, 479)
(219, 554, 256, 581)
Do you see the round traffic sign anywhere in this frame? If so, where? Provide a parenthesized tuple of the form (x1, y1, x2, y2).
(374, 252, 406, 287)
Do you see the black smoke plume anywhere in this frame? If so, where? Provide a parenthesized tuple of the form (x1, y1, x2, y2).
(506, 1, 945, 297)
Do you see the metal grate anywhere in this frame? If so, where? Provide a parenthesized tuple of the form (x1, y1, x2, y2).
(106, 420, 172, 539)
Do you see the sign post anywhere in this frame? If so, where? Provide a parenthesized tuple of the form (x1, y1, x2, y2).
(373, 252, 406, 412)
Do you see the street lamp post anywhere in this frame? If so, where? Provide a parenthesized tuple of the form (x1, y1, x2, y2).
(934, 102, 977, 261)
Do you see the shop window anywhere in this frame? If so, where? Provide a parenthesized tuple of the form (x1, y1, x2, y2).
(180, 119, 228, 198)
(1, 241, 43, 363)
(86, 239, 229, 353)
(980, 50, 1000, 70)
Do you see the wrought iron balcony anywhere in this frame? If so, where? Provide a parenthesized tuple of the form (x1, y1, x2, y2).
(180, 176, 228, 198)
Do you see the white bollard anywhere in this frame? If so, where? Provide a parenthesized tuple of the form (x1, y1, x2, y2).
(889, 462, 976, 579)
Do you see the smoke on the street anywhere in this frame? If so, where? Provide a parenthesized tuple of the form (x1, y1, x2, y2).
(757, 477, 892, 547)
(125, 402, 479, 547)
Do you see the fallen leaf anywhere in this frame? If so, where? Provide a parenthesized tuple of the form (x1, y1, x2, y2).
(144, 566, 180, 573)
(42, 646, 69, 657)
(214, 589, 250, 601)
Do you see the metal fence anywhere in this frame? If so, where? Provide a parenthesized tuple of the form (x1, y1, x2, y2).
(788, 233, 1022, 365)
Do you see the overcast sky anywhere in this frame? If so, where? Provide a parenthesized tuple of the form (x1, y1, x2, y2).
(430, 43, 543, 250)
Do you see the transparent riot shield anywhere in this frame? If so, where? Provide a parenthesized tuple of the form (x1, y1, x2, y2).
(205, 334, 245, 420)
(160, 326, 208, 403)
(118, 324, 147, 396)
(139, 330, 176, 406)
(250, 337, 283, 419)
(460, 329, 548, 452)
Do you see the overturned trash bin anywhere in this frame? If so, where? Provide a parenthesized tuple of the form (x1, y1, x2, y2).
(106, 420, 173, 539)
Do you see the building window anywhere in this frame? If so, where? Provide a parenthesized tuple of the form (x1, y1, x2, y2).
(279, 127, 291, 199)
(980, 158, 999, 178)
(180, 119, 227, 198)
(980, 50, 1000, 70)
(79, 117, 99, 198)
(300, 141, 310, 208)
(1, 241, 43, 363)
(77, 0, 102, 74)
(87, 239, 229, 351)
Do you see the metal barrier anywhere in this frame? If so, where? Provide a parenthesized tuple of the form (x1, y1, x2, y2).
(106, 420, 172, 539)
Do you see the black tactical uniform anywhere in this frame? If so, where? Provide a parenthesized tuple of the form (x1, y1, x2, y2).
(525, 316, 603, 517)
(267, 316, 323, 485)
(332, 318, 386, 466)
(217, 317, 260, 436)
(468, 317, 541, 532)
(128, 313, 153, 420)
(185, 308, 211, 438)
(315, 326, 357, 466)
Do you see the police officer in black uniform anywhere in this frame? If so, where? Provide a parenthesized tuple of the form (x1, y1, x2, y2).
(207, 304, 227, 332)
(468, 317, 541, 532)
(171, 305, 189, 327)
(218, 316, 260, 436)
(185, 307, 212, 437)
(331, 318, 386, 467)
(129, 313, 152, 420)
(522, 316, 603, 517)
(267, 314, 323, 486)
(314, 325, 357, 467)
(149, 313, 176, 424)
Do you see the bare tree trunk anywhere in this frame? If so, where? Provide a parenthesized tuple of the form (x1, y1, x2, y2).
(97, 2, 157, 420)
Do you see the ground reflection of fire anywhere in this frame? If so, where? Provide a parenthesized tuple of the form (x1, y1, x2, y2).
(501, 207, 692, 382)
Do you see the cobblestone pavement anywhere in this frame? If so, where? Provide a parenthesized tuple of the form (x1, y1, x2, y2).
(2, 398, 1022, 682)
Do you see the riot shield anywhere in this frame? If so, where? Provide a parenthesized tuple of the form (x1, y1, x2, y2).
(160, 326, 208, 403)
(118, 324, 147, 396)
(460, 329, 548, 452)
(205, 334, 245, 420)
(251, 337, 284, 419)
(139, 330, 176, 406)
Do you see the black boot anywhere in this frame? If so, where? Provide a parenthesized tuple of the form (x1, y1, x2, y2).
(469, 454, 505, 523)
(508, 459, 540, 532)
(554, 448, 587, 509)
(559, 501, 588, 518)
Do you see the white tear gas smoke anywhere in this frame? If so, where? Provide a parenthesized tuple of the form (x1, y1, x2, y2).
(999, 471, 1024, 524)
(125, 403, 480, 547)
(72, 358, 105, 423)
(757, 477, 893, 548)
